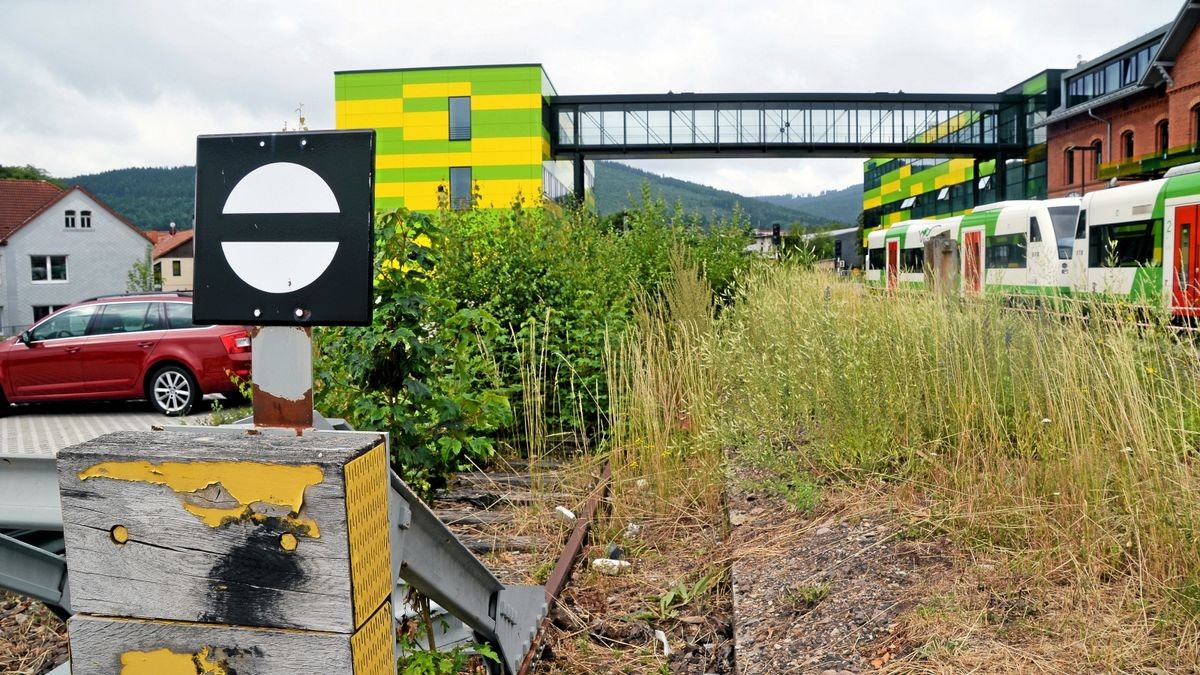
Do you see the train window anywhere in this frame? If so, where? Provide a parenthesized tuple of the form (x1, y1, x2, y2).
(1088, 220, 1155, 267)
(1029, 217, 1043, 242)
(985, 233, 1027, 269)
(901, 247, 925, 273)
(868, 247, 885, 270)
(1075, 209, 1088, 239)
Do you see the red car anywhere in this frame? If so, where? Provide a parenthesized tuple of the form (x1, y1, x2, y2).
(0, 293, 251, 415)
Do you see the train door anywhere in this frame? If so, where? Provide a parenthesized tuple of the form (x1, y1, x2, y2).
(963, 230, 983, 294)
(886, 240, 900, 290)
(1173, 204, 1200, 314)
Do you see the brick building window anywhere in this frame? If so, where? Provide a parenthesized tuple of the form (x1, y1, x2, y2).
(64, 210, 75, 228)
(1065, 148, 1075, 185)
(1091, 140, 1103, 179)
(1194, 106, 1200, 145)
(1157, 120, 1170, 157)
(1122, 131, 1135, 160)
(80, 210, 91, 228)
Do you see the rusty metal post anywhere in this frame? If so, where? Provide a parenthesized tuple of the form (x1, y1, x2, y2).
(251, 325, 314, 429)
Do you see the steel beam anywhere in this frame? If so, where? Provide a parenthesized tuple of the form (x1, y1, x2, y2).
(390, 471, 545, 675)
(0, 455, 63, 531)
(0, 531, 70, 613)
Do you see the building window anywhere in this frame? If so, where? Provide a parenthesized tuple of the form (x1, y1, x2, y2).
(449, 166, 472, 210)
(172, 260, 182, 277)
(80, 210, 91, 228)
(1122, 130, 1135, 160)
(32, 305, 67, 322)
(1157, 120, 1170, 157)
(1091, 140, 1102, 179)
(1194, 106, 1200, 146)
(30, 255, 67, 283)
(1065, 148, 1075, 184)
(64, 210, 76, 228)
(154, 262, 163, 287)
(449, 96, 471, 141)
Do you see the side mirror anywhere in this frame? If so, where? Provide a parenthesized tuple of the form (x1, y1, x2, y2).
(18, 331, 32, 346)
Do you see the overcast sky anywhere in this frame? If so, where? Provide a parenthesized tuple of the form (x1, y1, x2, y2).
(0, 0, 1185, 197)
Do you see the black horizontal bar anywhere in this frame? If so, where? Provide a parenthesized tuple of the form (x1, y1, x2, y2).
(550, 92, 1014, 106)
(550, 143, 1024, 160)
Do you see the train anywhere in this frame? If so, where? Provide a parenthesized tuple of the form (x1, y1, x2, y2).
(864, 161, 1200, 317)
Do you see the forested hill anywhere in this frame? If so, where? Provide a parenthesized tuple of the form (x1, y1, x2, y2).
(65, 166, 194, 231)
(594, 161, 843, 228)
(53, 163, 858, 232)
(756, 183, 864, 225)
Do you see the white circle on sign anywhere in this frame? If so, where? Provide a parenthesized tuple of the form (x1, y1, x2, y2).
(222, 162, 339, 214)
(219, 161, 341, 294)
(221, 242, 339, 294)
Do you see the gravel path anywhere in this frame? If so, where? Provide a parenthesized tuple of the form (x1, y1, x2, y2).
(728, 479, 952, 674)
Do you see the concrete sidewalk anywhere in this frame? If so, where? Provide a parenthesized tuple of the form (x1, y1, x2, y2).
(0, 402, 213, 458)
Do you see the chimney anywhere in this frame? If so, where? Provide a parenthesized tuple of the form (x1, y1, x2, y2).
(169, 221, 177, 236)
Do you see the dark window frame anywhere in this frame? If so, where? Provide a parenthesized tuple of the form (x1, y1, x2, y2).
(1157, 119, 1170, 156)
(985, 232, 1028, 269)
(1065, 148, 1075, 184)
(448, 96, 471, 141)
(30, 255, 67, 283)
(64, 210, 76, 228)
(449, 166, 472, 210)
(80, 210, 91, 228)
(1087, 219, 1155, 268)
(172, 260, 182, 277)
(1122, 130, 1135, 160)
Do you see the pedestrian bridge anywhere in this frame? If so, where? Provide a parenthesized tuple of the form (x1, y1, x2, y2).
(550, 92, 1024, 160)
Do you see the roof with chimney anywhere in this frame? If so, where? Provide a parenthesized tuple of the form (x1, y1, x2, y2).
(152, 229, 194, 259)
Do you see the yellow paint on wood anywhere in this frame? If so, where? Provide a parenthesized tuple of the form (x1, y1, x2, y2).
(402, 81, 471, 98)
(120, 647, 227, 675)
(280, 532, 298, 552)
(80, 460, 324, 537)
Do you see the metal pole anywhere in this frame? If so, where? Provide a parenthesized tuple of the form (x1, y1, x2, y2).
(251, 326, 314, 429)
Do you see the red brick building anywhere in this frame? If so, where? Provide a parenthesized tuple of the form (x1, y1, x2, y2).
(1046, 3, 1200, 197)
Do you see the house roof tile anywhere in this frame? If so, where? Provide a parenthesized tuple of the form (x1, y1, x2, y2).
(0, 179, 65, 240)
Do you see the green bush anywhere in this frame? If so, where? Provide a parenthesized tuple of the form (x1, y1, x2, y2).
(314, 210, 512, 493)
(431, 188, 752, 436)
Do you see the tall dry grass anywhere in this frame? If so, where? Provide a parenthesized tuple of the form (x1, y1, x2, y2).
(605, 261, 1200, 653)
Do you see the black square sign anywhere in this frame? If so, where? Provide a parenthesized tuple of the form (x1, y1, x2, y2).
(193, 129, 376, 325)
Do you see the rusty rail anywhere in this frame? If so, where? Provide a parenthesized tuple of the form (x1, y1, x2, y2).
(517, 462, 612, 675)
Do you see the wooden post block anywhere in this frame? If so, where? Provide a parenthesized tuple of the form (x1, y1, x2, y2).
(58, 430, 395, 674)
(68, 602, 393, 675)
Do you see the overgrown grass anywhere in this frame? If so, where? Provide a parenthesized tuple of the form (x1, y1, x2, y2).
(604, 262, 1200, 660)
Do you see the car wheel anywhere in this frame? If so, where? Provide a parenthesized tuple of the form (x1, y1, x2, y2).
(148, 365, 198, 416)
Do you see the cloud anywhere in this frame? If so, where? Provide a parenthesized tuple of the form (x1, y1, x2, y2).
(0, 0, 1186, 193)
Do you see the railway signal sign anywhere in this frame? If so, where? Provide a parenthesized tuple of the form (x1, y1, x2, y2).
(193, 130, 376, 325)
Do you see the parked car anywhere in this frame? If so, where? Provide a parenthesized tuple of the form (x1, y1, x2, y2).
(0, 293, 251, 415)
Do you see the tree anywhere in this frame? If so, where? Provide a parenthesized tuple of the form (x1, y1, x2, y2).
(0, 165, 58, 183)
(127, 246, 159, 292)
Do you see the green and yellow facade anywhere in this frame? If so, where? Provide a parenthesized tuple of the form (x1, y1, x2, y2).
(334, 64, 587, 212)
(862, 71, 1062, 240)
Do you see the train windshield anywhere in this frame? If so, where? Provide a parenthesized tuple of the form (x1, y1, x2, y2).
(1048, 205, 1079, 259)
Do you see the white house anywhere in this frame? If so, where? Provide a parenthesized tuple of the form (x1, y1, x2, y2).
(0, 179, 153, 335)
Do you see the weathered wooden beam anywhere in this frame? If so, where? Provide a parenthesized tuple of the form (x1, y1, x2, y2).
(58, 429, 394, 674)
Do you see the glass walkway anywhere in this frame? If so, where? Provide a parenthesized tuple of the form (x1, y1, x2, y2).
(550, 92, 1025, 159)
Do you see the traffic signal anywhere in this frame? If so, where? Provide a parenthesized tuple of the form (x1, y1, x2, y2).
(771, 223, 781, 248)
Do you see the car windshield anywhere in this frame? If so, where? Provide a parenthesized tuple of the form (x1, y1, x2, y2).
(29, 305, 98, 341)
